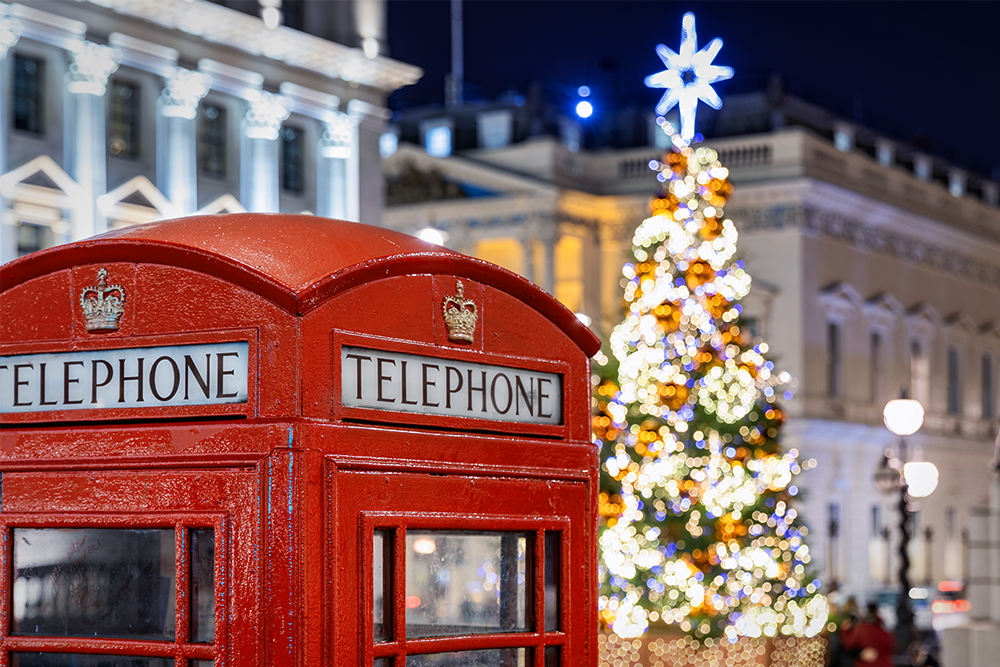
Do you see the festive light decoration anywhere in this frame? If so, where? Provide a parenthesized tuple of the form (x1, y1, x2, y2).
(595, 122, 828, 641)
(644, 12, 733, 145)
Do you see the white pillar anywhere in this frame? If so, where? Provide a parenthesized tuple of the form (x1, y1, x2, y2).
(541, 226, 558, 295)
(317, 111, 357, 220)
(241, 90, 292, 213)
(65, 41, 120, 240)
(157, 68, 211, 215)
(520, 234, 536, 285)
(0, 13, 22, 263)
(348, 99, 386, 226)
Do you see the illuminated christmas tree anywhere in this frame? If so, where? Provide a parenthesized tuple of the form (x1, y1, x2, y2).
(595, 13, 828, 642)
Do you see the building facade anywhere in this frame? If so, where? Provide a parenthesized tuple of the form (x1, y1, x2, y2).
(381, 89, 1000, 610)
(0, 0, 421, 263)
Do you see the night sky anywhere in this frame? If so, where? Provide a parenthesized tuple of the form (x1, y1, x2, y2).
(387, 1, 1000, 175)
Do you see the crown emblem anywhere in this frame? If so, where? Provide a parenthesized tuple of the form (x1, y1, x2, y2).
(80, 268, 126, 332)
(442, 280, 477, 343)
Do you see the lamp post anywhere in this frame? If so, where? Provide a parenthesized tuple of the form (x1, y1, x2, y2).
(874, 396, 937, 654)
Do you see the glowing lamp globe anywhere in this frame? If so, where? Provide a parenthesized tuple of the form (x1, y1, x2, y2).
(903, 461, 939, 498)
(882, 398, 924, 436)
(576, 101, 594, 119)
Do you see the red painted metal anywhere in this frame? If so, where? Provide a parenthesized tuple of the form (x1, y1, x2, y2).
(0, 214, 600, 666)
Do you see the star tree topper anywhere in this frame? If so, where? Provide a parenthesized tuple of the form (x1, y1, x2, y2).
(645, 12, 734, 145)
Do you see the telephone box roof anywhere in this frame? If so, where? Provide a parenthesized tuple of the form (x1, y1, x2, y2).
(1, 213, 600, 356)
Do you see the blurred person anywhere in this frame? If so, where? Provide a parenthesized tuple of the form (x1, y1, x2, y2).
(842, 602, 894, 667)
(909, 642, 940, 667)
(827, 596, 861, 667)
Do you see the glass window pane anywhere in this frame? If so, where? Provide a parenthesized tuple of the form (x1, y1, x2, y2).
(406, 648, 529, 666)
(192, 662, 214, 667)
(191, 528, 215, 643)
(12, 655, 173, 667)
(405, 531, 531, 638)
(544, 646, 560, 667)
(374, 660, 391, 667)
(13, 528, 176, 640)
(374, 529, 392, 642)
(544, 532, 560, 632)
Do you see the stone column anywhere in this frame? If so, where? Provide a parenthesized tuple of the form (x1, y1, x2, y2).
(0, 13, 22, 263)
(317, 111, 357, 220)
(519, 233, 536, 286)
(65, 41, 120, 240)
(348, 99, 386, 226)
(539, 222, 559, 295)
(942, 436, 1000, 667)
(583, 222, 602, 329)
(241, 90, 292, 212)
(157, 68, 211, 215)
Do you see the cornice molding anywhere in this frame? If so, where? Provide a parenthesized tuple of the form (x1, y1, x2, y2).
(730, 204, 1000, 289)
(8, 2, 85, 50)
(78, 0, 421, 93)
(0, 10, 21, 60)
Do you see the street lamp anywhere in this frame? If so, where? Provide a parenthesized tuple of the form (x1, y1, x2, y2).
(874, 396, 937, 655)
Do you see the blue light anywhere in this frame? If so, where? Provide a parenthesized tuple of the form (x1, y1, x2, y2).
(576, 100, 593, 118)
(578, 85, 591, 98)
(644, 12, 733, 144)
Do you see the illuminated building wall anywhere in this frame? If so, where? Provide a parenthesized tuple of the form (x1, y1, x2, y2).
(0, 0, 421, 263)
(382, 89, 1000, 608)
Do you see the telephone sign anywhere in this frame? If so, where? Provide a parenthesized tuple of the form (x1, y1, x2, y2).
(340, 345, 563, 425)
(0, 341, 249, 412)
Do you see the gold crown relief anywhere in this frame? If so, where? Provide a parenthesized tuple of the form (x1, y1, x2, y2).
(80, 268, 126, 332)
(442, 280, 477, 343)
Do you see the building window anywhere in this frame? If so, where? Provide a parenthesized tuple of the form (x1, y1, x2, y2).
(16, 222, 51, 257)
(870, 332, 883, 404)
(198, 104, 227, 177)
(947, 346, 961, 414)
(834, 129, 851, 152)
(983, 353, 995, 420)
(280, 125, 304, 194)
(425, 125, 452, 158)
(379, 132, 398, 158)
(478, 110, 512, 150)
(109, 80, 141, 157)
(827, 322, 841, 398)
(13, 54, 44, 135)
(281, 0, 305, 30)
(909, 339, 930, 405)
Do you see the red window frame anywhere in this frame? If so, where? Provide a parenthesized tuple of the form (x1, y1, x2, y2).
(360, 512, 569, 666)
(0, 512, 227, 667)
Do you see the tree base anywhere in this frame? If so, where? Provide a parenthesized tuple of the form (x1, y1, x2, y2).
(599, 627, 828, 666)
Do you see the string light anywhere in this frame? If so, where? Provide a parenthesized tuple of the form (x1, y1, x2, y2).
(596, 138, 828, 641)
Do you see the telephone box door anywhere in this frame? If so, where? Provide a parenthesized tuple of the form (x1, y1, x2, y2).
(0, 467, 260, 667)
(332, 465, 592, 666)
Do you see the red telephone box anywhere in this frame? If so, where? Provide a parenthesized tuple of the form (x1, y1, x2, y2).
(0, 213, 601, 667)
